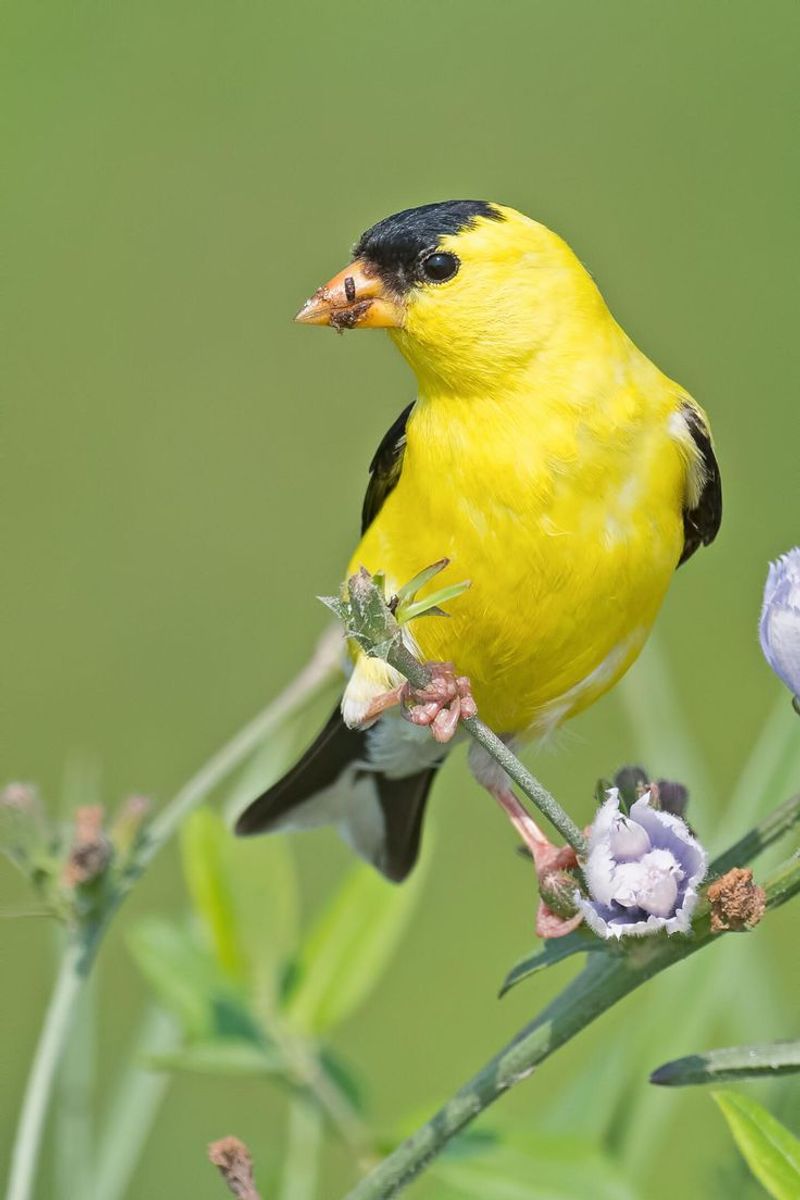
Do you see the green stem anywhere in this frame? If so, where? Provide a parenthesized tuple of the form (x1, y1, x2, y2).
(6, 933, 96, 1200)
(342, 853, 800, 1200)
(93, 1006, 179, 1200)
(5, 629, 341, 1200)
(387, 640, 587, 856)
(54, 967, 95, 1200)
(710, 793, 800, 877)
(279, 1098, 323, 1200)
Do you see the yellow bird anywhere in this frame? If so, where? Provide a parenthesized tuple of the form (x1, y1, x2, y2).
(236, 201, 721, 881)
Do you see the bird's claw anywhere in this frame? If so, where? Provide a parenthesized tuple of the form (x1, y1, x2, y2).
(400, 662, 477, 744)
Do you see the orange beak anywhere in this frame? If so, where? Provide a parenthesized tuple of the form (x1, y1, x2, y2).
(294, 259, 404, 331)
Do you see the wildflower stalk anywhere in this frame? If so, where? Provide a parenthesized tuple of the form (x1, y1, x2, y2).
(343, 845, 800, 1200)
(5, 630, 342, 1200)
(6, 932, 96, 1200)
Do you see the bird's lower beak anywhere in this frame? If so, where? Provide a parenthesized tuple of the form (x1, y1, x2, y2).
(294, 259, 404, 330)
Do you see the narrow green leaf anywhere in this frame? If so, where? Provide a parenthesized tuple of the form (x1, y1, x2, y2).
(147, 1039, 283, 1077)
(394, 558, 450, 602)
(652, 1041, 800, 1087)
(431, 1131, 637, 1200)
(127, 918, 223, 1038)
(399, 580, 471, 623)
(319, 1046, 366, 1115)
(227, 835, 300, 1007)
(499, 932, 605, 997)
(285, 861, 426, 1034)
(180, 808, 246, 981)
(713, 1090, 800, 1200)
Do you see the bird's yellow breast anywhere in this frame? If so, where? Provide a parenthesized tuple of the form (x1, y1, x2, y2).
(348, 329, 691, 736)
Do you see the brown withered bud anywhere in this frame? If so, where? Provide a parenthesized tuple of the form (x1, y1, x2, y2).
(208, 1136, 262, 1200)
(109, 794, 151, 858)
(63, 805, 113, 888)
(653, 779, 690, 818)
(707, 867, 766, 933)
(613, 765, 650, 808)
(1, 783, 47, 868)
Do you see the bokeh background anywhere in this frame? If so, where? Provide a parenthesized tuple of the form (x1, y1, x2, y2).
(3, 1, 799, 1196)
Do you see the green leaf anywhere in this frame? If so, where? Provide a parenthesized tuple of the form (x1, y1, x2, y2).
(180, 808, 246, 981)
(713, 1091, 800, 1200)
(181, 790, 301, 1010)
(394, 558, 450, 602)
(146, 1039, 283, 1077)
(499, 932, 605, 997)
(398, 580, 471, 623)
(127, 917, 260, 1043)
(127, 918, 224, 1038)
(430, 1130, 637, 1200)
(285, 861, 426, 1034)
(652, 1041, 800, 1087)
(227, 834, 299, 1007)
(318, 1046, 366, 1114)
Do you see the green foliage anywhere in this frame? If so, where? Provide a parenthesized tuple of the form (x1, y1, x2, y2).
(285, 860, 426, 1035)
(652, 1042, 800, 1087)
(127, 916, 260, 1044)
(499, 930, 606, 997)
(713, 1091, 800, 1200)
(181, 806, 299, 1006)
(430, 1129, 638, 1200)
(180, 808, 247, 981)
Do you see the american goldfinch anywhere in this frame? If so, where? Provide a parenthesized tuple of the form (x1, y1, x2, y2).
(236, 201, 721, 881)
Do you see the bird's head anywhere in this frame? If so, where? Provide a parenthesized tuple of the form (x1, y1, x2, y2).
(296, 200, 604, 394)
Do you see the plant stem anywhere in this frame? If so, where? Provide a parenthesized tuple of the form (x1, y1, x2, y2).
(93, 1006, 179, 1200)
(6, 933, 95, 1200)
(54, 966, 95, 1200)
(279, 1098, 323, 1200)
(5, 629, 342, 1200)
(387, 639, 587, 856)
(341, 852, 800, 1200)
(278, 1032, 375, 1167)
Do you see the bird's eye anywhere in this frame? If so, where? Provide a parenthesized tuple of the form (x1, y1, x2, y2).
(420, 252, 459, 283)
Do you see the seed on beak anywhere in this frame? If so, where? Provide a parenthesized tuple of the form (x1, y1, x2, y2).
(344, 275, 356, 303)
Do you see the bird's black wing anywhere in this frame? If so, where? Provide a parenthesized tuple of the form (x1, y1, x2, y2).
(678, 403, 722, 567)
(361, 402, 414, 534)
(235, 704, 436, 883)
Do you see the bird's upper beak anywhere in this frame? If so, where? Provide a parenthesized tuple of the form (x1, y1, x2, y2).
(294, 259, 404, 330)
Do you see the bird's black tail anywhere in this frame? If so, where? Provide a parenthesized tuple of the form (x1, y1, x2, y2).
(235, 704, 436, 883)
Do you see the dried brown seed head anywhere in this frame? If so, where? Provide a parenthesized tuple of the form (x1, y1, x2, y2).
(707, 867, 766, 933)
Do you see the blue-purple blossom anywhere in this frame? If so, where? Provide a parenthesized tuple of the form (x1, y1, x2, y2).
(577, 789, 707, 939)
(759, 549, 800, 698)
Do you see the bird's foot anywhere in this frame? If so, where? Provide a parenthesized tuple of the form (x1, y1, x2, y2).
(400, 662, 477, 744)
(491, 785, 585, 938)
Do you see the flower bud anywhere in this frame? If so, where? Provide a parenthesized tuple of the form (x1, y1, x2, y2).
(759, 549, 800, 699)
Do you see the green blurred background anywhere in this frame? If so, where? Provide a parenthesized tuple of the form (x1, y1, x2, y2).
(3, 1, 799, 1196)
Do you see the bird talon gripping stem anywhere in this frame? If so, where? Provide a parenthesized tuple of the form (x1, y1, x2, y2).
(400, 662, 477, 744)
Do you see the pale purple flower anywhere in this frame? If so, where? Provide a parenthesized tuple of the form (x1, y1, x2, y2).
(577, 789, 707, 939)
(759, 549, 800, 698)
